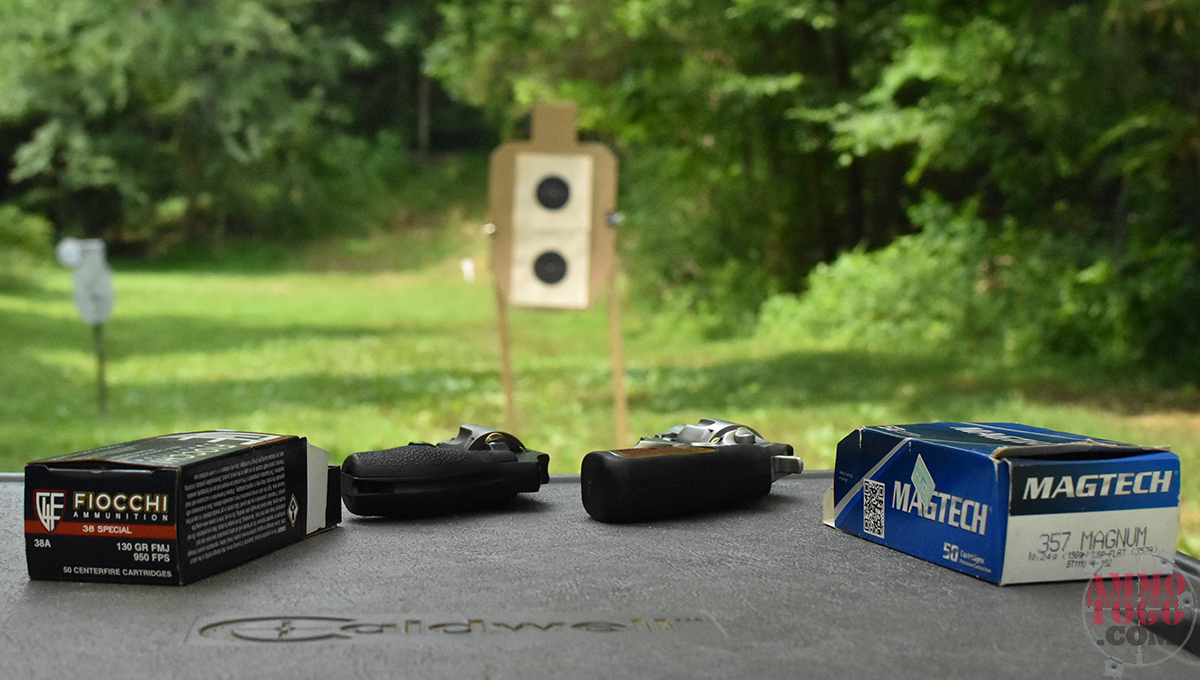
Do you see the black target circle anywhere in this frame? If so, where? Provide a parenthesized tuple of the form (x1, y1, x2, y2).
(535, 176, 571, 210)
(533, 250, 568, 284)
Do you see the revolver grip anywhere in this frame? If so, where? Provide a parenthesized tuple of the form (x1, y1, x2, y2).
(580, 444, 774, 523)
(341, 444, 545, 518)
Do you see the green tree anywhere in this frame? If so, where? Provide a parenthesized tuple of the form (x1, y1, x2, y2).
(428, 0, 915, 333)
(816, 1, 1200, 369)
(0, 0, 454, 253)
(432, 0, 1200, 369)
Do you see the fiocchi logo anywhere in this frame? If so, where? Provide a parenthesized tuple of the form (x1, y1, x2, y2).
(34, 490, 65, 532)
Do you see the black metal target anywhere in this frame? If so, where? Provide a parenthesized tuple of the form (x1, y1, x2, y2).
(535, 176, 571, 210)
(533, 251, 568, 285)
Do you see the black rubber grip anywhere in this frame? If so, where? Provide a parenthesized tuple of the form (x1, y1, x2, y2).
(341, 444, 544, 518)
(580, 444, 774, 523)
(342, 445, 516, 480)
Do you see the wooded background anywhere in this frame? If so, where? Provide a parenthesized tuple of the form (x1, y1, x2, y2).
(2, 0, 1198, 376)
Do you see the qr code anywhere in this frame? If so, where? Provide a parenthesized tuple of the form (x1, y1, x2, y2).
(863, 479, 885, 538)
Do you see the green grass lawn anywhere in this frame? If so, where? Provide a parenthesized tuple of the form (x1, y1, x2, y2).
(2, 234, 1198, 554)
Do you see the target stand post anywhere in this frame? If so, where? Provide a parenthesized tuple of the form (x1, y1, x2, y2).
(57, 237, 115, 415)
(488, 101, 627, 444)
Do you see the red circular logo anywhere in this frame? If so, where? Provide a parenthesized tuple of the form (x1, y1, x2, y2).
(1080, 552, 1196, 674)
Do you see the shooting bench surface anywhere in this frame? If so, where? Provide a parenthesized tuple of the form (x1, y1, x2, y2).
(1, 473, 1195, 679)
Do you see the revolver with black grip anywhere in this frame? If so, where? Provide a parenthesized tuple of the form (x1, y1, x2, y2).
(581, 419, 803, 523)
(340, 425, 549, 518)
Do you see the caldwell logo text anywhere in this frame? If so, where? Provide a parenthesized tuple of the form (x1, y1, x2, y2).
(192, 614, 722, 645)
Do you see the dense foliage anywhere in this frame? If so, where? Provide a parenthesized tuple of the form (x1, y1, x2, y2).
(2, 1, 1198, 373)
(429, 0, 1200, 373)
(0, 0, 488, 254)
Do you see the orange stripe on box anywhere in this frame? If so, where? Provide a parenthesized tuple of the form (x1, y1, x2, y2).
(25, 520, 177, 540)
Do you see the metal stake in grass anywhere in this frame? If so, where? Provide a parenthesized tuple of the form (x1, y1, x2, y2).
(92, 323, 107, 415)
(56, 238, 114, 415)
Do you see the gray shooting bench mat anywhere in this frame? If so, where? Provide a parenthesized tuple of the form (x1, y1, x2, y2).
(1, 472, 1196, 679)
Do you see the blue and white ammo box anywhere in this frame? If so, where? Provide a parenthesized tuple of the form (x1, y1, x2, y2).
(823, 423, 1180, 585)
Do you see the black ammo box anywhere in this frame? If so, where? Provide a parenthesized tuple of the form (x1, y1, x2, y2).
(25, 431, 340, 585)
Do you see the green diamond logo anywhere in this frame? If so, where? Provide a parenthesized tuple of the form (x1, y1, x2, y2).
(911, 454, 935, 509)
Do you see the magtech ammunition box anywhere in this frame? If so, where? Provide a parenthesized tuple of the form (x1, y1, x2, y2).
(823, 423, 1180, 585)
(25, 431, 340, 585)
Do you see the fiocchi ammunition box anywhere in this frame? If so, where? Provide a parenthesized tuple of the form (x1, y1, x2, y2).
(25, 430, 340, 585)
